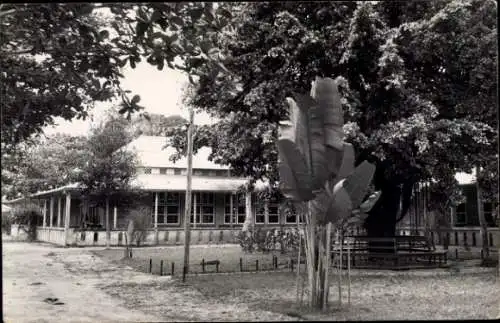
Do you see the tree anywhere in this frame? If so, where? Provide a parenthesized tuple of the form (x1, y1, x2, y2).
(1, 2, 237, 156)
(0, 3, 143, 151)
(77, 111, 141, 247)
(278, 77, 379, 309)
(1, 133, 88, 200)
(170, 1, 497, 244)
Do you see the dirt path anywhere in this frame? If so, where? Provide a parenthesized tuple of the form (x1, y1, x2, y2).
(2, 241, 162, 323)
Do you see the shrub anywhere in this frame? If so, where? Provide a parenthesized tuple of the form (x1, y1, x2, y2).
(2, 212, 12, 234)
(237, 227, 303, 254)
(11, 202, 43, 241)
(125, 206, 152, 247)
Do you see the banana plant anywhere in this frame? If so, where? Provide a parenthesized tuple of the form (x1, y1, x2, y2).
(278, 76, 380, 310)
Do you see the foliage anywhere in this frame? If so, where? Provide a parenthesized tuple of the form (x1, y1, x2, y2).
(1, 133, 88, 200)
(169, 0, 497, 230)
(126, 206, 152, 247)
(2, 212, 12, 234)
(10, 202, 43, 241)
(77, 111, 141, 208)
(0, 3, 144, 151)
(236, 227, 302, 254)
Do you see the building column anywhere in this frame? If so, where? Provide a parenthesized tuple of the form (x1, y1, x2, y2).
(64, 192, 71, 246)
(450, 206, 456, 227)
(57, 196, 62, 227)
(49, 197, 54, 228)
(264, 200, 269, 226)
(230, 193, 234, 228)
(43, 200, 47, 228)
(113, 206, 118, 229)
(193, 193, 197, 228)
(154, 192, 159, 244)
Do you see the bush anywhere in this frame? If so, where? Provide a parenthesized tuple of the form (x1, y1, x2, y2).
(126, 206, 152, 247)
(2, 212, 12, 234)
(237, 227, 303, 254)
(11, 202, 43, 241)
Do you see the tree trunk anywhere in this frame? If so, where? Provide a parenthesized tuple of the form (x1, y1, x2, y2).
(105, 198, 110, 248)
(364, 183, 401, 253)
(302, 202, 330, 310)
(476, 165, 490, 261)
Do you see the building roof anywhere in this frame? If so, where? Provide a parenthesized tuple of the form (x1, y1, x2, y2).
(4, 183, 81, 203)
(132, 174, 248, 192)
(124, 135, 230, 170)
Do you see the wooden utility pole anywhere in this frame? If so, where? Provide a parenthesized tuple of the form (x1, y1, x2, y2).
(182, 107, 194, 282)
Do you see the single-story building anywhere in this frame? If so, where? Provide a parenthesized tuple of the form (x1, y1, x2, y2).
(4, 136, 301, 246)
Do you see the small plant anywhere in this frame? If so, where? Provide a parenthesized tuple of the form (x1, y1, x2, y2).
(11, 202, 43, 241)
(237, 228, 303, 254)
(2, 212, 12, 235)
(125, 206, 152, 247)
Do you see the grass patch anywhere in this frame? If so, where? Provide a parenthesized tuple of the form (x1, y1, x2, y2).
(94, 245, 296, 275)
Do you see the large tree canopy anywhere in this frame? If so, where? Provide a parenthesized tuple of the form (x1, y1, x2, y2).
(167, 1, 497, 233)
(1, 133, 88, 200)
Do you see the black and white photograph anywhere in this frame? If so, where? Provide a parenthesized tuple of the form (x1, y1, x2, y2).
(1, 1, 499, 321)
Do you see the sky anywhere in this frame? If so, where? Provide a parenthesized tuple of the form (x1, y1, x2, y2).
(43, 63, 215, 137)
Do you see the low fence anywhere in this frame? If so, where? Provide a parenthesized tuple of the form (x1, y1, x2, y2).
(131, 254, 297, 277)
(32, 226, 500, 248)
(36, 227, 66, 245)
(56, 228, 241, 247)
(395, 227, 500, 248)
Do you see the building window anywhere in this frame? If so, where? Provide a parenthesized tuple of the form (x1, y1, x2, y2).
(193, 169, 214, 176)
(484, 202, 495, 227)
(254, 199, 280, 224)
(216, 170, 229, 177)
(224, 193, 246, 224)
(157, 192, 180, 224)
(174, 168, 186, 175)
(255, 202, 265, 224)
(268, 202, 279, 224)
(285, 203, 302, 224)
(159, 168, 167, 174)
(143, 167, 152, 174)
(456, 203, 466, 226)
(191, 193, 215, 224)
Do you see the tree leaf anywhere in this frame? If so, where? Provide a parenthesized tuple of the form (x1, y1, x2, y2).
(131, 95, 141, 104)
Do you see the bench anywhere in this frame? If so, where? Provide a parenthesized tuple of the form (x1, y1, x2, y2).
(200, 259, 220, 273)
(331, 235, 447, 269)
(331, 250, 448, 269)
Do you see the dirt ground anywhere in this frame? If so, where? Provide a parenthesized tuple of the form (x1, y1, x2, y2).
(2, 241, 163, 322)
(3, 240, 500, 322)
(1, 241, 291, 322)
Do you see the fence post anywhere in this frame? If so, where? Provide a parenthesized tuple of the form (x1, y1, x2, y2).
(160, 260, 163, 276)
(240, 258, 243, 272)
(216, 261, 219, 273)
(171, 262, 175, 276)
(455, 249, 458, 260)
(149, 258, 152, 273)
(256, 259, 259, 271)
(202, 258, 205, 273)
(290, 259, 294, 272)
